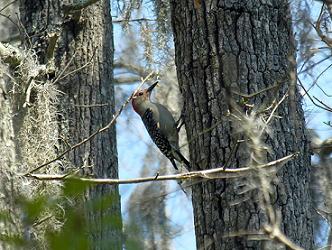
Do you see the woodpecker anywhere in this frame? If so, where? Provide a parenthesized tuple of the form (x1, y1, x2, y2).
(132, 81, 190, 171)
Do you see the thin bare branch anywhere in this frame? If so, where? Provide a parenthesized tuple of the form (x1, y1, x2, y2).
(298, 78, 332, 112)
(0, 13, 22, 44)
(15, 12, 33, 48)
(305, 63, 332, 95)
(32, 215, 53, 227)
(114, 75, 142, 85)
(114, 61, 156, 78)
(0, 0, 17, 14)
(179, 119, 225, 150)
(24, 153, 297, 183)
(313, 96, 332, 112)
(74, 103, 110, 108)
(57, 58, 94, 82)
(316, 82, 332, 97)
(312, 3, 332, 48)
(259, 92, 288, 137)
(263, 224, 304, 250)
(298, 55, 332, 75)
(113, 18, 156, 23)
(51, 49, 79, 85)
(22, 77, 34, 108)
(265, 93, 288, 125)
(232, 81, 283, 99)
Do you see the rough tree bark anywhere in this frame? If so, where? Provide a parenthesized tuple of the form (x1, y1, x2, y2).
(18, 0, 122, 248)
(0, 1, 28, 248)
(170, 1, 313, 249)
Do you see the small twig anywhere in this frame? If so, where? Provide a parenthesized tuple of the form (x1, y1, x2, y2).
(26, 72, 155, 174)
(263, 224, 304, 250)
(0, 13, 22, 43)
(298, 78, 332, 112)
(32, 215, 53, 227)
(113, 18, 156, 23)
(316, 82, 332, 97)
(311, 3, 332, 48)
(114, 61, 157, 79)
(53, 47, 96, 84)
(265, 93, 288, 125)
(15, 12, 33, 49)
(23, 77, 34, 108)
(305, 63, 332, 95)
(315, 245, 332, 250)
(179, 119, 225, 150)
(74, 103, 110, 108)
(223, 136, 241, 170)
(259, 92, 288, 137)
(0, 0, 17, 13)
(25, 153, 297, 183)
(232, 81, 283, 99)
(313, 96, 332, 112)
(222, 230, 267, 240)
(114, 75, 142, 85)
(51, 49, 79, 85)
(298, 55, 332, 75)
(57, 59, 94, 82)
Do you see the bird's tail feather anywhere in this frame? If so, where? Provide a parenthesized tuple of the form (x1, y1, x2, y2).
(170, 158, 178, 170)
(173, 149, 191, 170)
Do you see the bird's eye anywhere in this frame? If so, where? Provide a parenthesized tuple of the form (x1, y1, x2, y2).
(139, 92, 143, 96)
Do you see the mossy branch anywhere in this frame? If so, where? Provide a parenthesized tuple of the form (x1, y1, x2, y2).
(0, 42, 23, 67)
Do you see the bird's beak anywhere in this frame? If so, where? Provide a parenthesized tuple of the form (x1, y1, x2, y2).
(147, 81, 159, 93)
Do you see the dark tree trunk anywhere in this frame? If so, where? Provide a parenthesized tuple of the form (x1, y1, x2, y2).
(170, 1, 313, 249)
(18, 0, 122, 248)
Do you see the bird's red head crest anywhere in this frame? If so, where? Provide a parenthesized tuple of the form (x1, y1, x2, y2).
(132, 81, 158, 114)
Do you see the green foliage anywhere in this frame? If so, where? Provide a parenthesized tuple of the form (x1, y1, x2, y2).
(18, 195, 47, 225)
(0, 179, 122, 250)
(47, 209, 88, 250)
(46, 179, 89, 250)
(0, 232, 26, 248)
(63, 179, 90, 197)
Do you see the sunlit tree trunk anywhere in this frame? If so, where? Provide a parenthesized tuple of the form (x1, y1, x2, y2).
(0, 1, 27, 248)
(170, 1, 313, 249)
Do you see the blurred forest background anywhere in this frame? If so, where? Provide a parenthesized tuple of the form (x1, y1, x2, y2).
(0, 0, 331, 250)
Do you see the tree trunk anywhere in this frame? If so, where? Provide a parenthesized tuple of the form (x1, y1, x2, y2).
(18, 0, 122, 248)
(170, 1, 313, 249)
(0, 0, 19, 43)
(0, 68, 18, 250)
